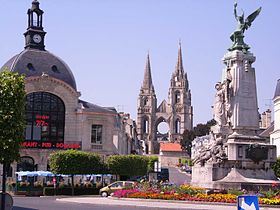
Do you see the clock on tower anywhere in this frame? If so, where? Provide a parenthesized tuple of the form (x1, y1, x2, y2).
(24, 0, 46, 50)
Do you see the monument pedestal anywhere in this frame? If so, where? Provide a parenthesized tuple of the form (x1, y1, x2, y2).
(192, 159, 279, 190)
(191, 48, 278, 190)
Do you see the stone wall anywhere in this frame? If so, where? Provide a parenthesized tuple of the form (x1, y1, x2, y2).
(160, 152, 189, 167)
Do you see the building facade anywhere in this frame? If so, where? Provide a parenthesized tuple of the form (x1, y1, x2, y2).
(271, 79, 280, 157)
(0, 0, 138, 176)
(137, 45, 193, 154)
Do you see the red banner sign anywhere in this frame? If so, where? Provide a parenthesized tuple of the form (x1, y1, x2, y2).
(20, 141, 81, 149)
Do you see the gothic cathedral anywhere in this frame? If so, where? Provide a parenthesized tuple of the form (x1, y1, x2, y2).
(137, 44, 193, 154)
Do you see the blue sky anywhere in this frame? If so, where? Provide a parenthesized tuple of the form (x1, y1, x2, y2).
(1, 0, 279, 125)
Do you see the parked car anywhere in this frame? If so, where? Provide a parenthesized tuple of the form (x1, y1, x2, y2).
(99, 181, 135, 197)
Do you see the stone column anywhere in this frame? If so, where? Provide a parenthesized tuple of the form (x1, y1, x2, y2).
(223, 50, 259, 136)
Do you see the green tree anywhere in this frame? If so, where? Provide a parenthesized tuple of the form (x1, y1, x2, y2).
(272, 157, 280, 177)
(0, 70, 25, 210)
(193, 119, 216, 137)
(147, 156, 159, 173)
(49, 150, 103, 195)
(180, 129, 195, 155)
(107, 155, 149, 177)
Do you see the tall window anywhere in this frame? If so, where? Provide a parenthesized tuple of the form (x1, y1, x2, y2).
(91, 125, 102, 144)
(143, 97, 148, 106)
(25, 92, 65, 143)
(175, 119, 180, 134)
(175, 91, 181, 103)
(143, 119, 149, 134)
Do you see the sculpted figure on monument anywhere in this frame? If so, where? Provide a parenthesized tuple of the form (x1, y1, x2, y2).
(213, 77, 233, 128)
(224, 69, 232, 124)
(229, 2, 261, 51)
(192, 133, 227, 166)
(213, 82, 227, 127)
(233, 2, 261, 34)
(210, 136, 227, 164)
(192, 145, 211, 166)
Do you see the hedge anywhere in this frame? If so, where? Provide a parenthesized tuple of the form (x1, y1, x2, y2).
(107, 155, 149, 176)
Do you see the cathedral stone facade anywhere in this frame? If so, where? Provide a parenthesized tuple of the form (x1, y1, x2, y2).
(137, 45, 193, 154)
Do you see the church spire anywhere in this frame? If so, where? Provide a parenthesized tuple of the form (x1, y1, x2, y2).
(142, 53, 154, 92)
(175, 41, 184, 78)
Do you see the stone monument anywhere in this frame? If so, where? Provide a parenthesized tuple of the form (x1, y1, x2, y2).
(191, 3, 278, 190)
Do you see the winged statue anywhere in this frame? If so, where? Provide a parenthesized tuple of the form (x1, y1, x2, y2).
(233, 2, 262, 34)
(229, 3, 262, 51)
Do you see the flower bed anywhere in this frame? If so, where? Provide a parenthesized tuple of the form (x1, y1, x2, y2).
(112, 183, 280, 205)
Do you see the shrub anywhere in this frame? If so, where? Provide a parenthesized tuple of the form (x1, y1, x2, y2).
(107, 155, 149, 176)
(49, 150, 103, 175)
(272, 157, 280, 178)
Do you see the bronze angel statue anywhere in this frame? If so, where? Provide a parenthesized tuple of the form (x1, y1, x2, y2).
(229, 2, 262, 51)
(233, 2, 262, 34)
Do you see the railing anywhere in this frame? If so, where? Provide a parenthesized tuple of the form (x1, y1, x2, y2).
(91, 144, 103, 150)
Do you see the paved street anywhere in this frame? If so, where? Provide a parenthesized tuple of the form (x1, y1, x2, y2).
(11, 196, 278, 210)
(12, 196, 155, 210)
(168, 166, 191, 185)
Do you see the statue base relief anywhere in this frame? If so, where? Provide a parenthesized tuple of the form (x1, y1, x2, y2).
(191, 159, 279, 191)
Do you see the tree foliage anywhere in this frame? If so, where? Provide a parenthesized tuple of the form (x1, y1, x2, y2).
(107, 155, 149, 176)
(180, 129, 195, 155)
(49, 150, 103, 175)
(147, 156, 158, 173)
(272, 157, 280, 177)
(180, 119, 216, 155)
(194, 119, 216, 137)
(0, 70, 25, 164)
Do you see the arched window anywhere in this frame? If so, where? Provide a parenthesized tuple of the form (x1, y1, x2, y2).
(175, 91, 181, 103)
(175, 119, 180, 134)
(17, 156, 35, 172)
(143, 119, 149, 134)
(27, 63, 35, 71)
(25, 92, 65, 143)
(51, 65, 60, 73)
(32, 12, 37, 26)
(143, 97, 148, 106)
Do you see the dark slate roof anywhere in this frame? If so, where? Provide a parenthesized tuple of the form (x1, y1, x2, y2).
(274, 79, 280, 99)
(79, 100, 117, 114)
(1, 49, 77, 90)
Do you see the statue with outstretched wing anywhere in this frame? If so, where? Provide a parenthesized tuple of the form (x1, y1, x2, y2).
(234, 2, 262, 34)
(229, 3, 262, 51)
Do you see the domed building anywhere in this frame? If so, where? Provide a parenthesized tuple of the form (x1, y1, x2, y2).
(1, 0, 139, 174)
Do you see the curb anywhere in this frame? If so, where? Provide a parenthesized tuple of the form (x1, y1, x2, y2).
(109, 196, 280, 208)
